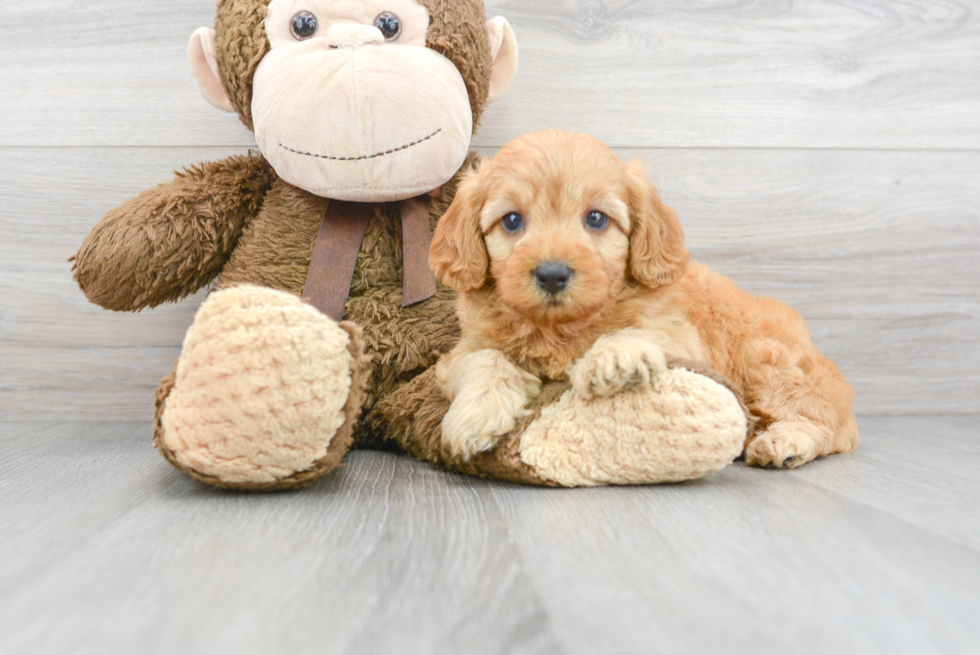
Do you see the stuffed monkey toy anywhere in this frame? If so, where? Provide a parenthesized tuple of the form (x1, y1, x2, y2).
(73, 0, 751, 491)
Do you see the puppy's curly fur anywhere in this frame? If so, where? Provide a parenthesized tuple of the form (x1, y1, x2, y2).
(430, 131, 858, 467)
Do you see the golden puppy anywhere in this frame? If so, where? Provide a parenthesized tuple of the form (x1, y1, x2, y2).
(430, 131, 858, 468)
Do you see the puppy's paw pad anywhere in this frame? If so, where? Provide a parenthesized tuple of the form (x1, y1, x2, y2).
(745, 422, 821, 469)
(570, 332, 667, 399)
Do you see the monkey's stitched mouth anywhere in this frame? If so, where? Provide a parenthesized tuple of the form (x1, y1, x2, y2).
(279, 128, 442, 162)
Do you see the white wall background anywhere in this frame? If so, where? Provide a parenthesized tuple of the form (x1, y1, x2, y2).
(1, 0, 978, 420)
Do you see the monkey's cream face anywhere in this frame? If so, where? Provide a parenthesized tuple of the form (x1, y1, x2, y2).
(252, 0, 473, 202)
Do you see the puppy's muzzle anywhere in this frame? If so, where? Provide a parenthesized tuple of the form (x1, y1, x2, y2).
(534, 262, 573, 296)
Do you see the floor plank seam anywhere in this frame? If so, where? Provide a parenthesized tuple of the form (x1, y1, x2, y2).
(478, 480, 570, 655)
(786, 471, 980, 557)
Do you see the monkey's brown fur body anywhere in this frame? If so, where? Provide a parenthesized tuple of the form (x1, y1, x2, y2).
(75, 0, 482, 488)
(74, 0, 753, 490)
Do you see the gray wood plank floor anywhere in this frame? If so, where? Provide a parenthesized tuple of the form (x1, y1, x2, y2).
(2, 417, 978, 655)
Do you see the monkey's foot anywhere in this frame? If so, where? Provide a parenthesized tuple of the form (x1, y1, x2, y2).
(517, 365, 749, 486)
(155, 285, 370, 491)
(381, 361, 751, 487)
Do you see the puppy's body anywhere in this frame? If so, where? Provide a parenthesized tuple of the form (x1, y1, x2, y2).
(678, 263, 859, 465)
(431, 131, 858, 468)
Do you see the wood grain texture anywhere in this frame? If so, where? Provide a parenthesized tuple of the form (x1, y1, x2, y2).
(0, 423, 561, 655)
(792, 415, 980, 550)
(2, 146, 976, 418)
(1, 1, 978, 148)
(491, 421, 980, 655)
(1, 417, 978, 654)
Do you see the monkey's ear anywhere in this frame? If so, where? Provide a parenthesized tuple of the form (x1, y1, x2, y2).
(486, 17, 519, 104)
(430, 169, 490, 292)
(188, 27, 236, 113)
(626, 159, 690, 289)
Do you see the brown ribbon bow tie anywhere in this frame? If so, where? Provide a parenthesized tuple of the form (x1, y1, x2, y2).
(303, 195, 439, 322)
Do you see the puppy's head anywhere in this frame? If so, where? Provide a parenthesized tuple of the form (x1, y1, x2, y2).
(431, 131, 689, 325)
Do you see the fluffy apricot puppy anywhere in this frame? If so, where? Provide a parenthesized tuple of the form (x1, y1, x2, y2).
(430, 131, 858, 468)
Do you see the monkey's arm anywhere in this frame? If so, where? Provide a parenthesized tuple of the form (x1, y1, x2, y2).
(72, 152, 277, 311)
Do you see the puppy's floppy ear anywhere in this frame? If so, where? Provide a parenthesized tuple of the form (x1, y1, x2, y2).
(430, 166, 489, 291)
(626, 159, 690, 289)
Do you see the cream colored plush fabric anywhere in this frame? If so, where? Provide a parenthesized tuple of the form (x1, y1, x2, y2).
(160, 285, 355, 484)
(253, 0, 473, 202)
(188, 27, 235, 113)
(485, 16, 519, 103)
(519, 368, 748, 487)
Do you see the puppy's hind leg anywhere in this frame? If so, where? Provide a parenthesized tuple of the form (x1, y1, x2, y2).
(747, 415, 859, 469)
(741, 337, 859, 469)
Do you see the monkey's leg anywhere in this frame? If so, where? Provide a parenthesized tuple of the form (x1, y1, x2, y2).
(378, 361, 751, 487)
(154, 285, 371, 491)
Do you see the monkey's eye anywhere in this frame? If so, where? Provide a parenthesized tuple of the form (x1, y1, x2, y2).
(502, 213, 525, 234)
(375, 12, 402, 41)
(290, 11, 319, 40)
(586, 211, 610, 231)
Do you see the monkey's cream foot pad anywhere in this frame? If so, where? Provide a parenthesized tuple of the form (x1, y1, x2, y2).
(158, 285, 357, 487)
(519, 368, 748, 487)
(379, 362, 752, 488)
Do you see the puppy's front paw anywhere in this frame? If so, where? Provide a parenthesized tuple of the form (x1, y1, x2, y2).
(441, 393, 530, 461)
(437, 348, 541, 461)
(570, 329, 668, 400)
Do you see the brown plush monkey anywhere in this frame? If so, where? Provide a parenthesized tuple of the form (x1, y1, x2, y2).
(74, 0, 751, 490)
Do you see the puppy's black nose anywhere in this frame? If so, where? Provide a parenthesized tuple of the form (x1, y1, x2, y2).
(534, 262, 573, 295)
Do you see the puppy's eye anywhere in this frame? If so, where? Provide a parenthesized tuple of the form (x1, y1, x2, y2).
(375, 12, 402, 41)
(586, 211, 610, 231)
(502, 212, 525, 234)
(290, 11, 319, 40)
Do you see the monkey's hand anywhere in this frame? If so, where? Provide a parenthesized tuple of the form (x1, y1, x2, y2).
(72, 152, 276, 311)
(437, 349, 541, 461)
(570, 329, 668, 400)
